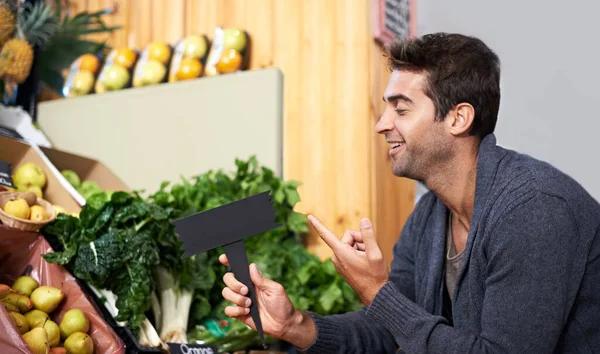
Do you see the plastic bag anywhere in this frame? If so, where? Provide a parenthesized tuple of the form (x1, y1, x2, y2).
(168, 34, 210, 82)
(95, 47, 139, 93)
(62, 53, 102, 98)
(204, 27, 251, 77)
(132, 41, 173, 87)
(0, 226, 126, 354)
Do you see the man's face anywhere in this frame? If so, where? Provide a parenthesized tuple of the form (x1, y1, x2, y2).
(376, 70, 452, 181)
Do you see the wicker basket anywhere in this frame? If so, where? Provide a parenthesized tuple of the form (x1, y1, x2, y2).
(0, 191, 56, 232)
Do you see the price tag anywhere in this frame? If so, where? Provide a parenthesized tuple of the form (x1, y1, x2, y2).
(167, 343, 218, 354)
(0, 160, 14, 188)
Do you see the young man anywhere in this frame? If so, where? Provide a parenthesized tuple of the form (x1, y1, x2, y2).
(219, 33, 600, 353)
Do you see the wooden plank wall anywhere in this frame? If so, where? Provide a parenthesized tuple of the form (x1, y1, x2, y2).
(62, 0, 415, 264)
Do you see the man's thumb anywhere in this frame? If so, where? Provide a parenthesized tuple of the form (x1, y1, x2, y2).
(250, 263, 274, 290)
(360, 218, 380, 255)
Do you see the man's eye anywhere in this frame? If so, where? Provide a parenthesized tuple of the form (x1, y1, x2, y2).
(395, 109, 407, 115)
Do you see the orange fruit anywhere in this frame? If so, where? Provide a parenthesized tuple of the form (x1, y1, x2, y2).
(147, 42, 171, 64)
(77, 54, 100, 73)
(176, 57, 203, 81)
(114, 48, 137, 69)
(215, 49, 242, 74)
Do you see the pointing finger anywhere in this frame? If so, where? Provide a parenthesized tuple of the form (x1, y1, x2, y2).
(308, 215, 341, 252)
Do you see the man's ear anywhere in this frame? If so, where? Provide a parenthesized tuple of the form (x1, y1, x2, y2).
(447, 103, 475, 136)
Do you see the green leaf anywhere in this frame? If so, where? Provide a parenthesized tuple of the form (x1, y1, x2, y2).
(318, 283, 343, 313)
(284, 187, 301, 206)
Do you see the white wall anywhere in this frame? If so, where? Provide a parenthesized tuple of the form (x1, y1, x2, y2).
(415, 0, 600, 202)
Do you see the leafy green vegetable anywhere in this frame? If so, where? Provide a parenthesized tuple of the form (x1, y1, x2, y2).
(41, 191, 177, 332)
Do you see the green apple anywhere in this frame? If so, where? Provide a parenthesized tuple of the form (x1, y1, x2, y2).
(102, 64, 130, 90)
(223, 28, 247, 52)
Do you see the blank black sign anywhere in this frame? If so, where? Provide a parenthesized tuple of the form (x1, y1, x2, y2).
(385, 0, 411, 38)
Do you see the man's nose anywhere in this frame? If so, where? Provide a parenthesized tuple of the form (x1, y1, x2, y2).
(375, 109, 395, 133)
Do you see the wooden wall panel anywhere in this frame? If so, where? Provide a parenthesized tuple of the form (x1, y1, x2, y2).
(63, 0, 415, 262)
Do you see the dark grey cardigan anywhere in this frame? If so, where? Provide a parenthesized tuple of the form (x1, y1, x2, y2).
(300, 134, 600, 353)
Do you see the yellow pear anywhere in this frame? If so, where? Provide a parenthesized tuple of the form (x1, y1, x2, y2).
(1, 291, 33, 312)
(22, 327, 50, 354)
(9, 311, 30, 334)
(30, 205, 49, 222)
(59, 308, 89, 340)
(30, 286, 64, 313)
(64, 332, 94, 354)
(43, 319, 61, 347)
(24, 309, 50, 328)
(13, 162, 47, 189)
(12, 275, 39, 296)
(2, 198, 30, 219)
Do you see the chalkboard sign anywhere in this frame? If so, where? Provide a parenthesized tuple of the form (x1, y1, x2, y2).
(372, 0, 415, 45)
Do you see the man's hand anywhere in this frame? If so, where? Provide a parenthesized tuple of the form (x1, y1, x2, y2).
(219, 254, 317, 348)
(308, 215, 389, 307)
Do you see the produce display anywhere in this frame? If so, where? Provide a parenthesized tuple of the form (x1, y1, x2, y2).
(1, 191, 50, 222)
(34, 156, 362, 353)
(62, 53, 102, 97)
(168, 34, 210, 82)
(132, 41, 172, 87)
(1, 276, 95, 353)
(204, 27, 250, 77)
(94, 47, 139, 93)
(0, 1, 58, 85)
(60, 169, 108, 201)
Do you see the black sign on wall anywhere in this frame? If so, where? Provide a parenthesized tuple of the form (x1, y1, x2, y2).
(372, 0, 415, 45)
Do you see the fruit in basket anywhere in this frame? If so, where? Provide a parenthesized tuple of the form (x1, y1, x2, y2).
(43, 319, 61, 347)
(24, 309, 49, 328)
(223, 28, 247, 52)
(59, 308, 89, 340)
(176, 57, 202, 81)
(148, 41, 171, 64)
(70, 70, 95, 96)
(13, 162, 47, 190)
(183, 34, 208, 58)
(61, 170, 81, 189)
(101, 64, 130, 90)
(22, 327, 50, 354)
(9, 311, 30, 334)
(12, 275, 39, 296)
(3, 197, 31, 219)
(30, 205, 48, 221)
(215, 49, 242, 74)
(0, 1, 58, 84)
(114, 47, 137, 69)
(64, 331, 94, 354)
(30, 286, 64, 313)
(20, 191, 39, 206)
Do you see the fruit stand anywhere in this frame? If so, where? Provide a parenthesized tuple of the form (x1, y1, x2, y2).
(0, 1, 384, 353)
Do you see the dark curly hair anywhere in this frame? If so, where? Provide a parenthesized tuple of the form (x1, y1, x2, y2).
(385, 33, 501, 139)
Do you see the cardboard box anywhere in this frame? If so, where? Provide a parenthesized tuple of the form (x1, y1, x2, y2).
(0, 136, 81, 214)
(40, 146, 130, 203)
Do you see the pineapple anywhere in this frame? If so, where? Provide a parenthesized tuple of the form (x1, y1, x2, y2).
(0, 0, 17, 47)
(0, 1, 58, 84)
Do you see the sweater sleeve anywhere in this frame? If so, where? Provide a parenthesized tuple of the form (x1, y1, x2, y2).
(295, 206, 422, 353)
(365, 192, 583, 353)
